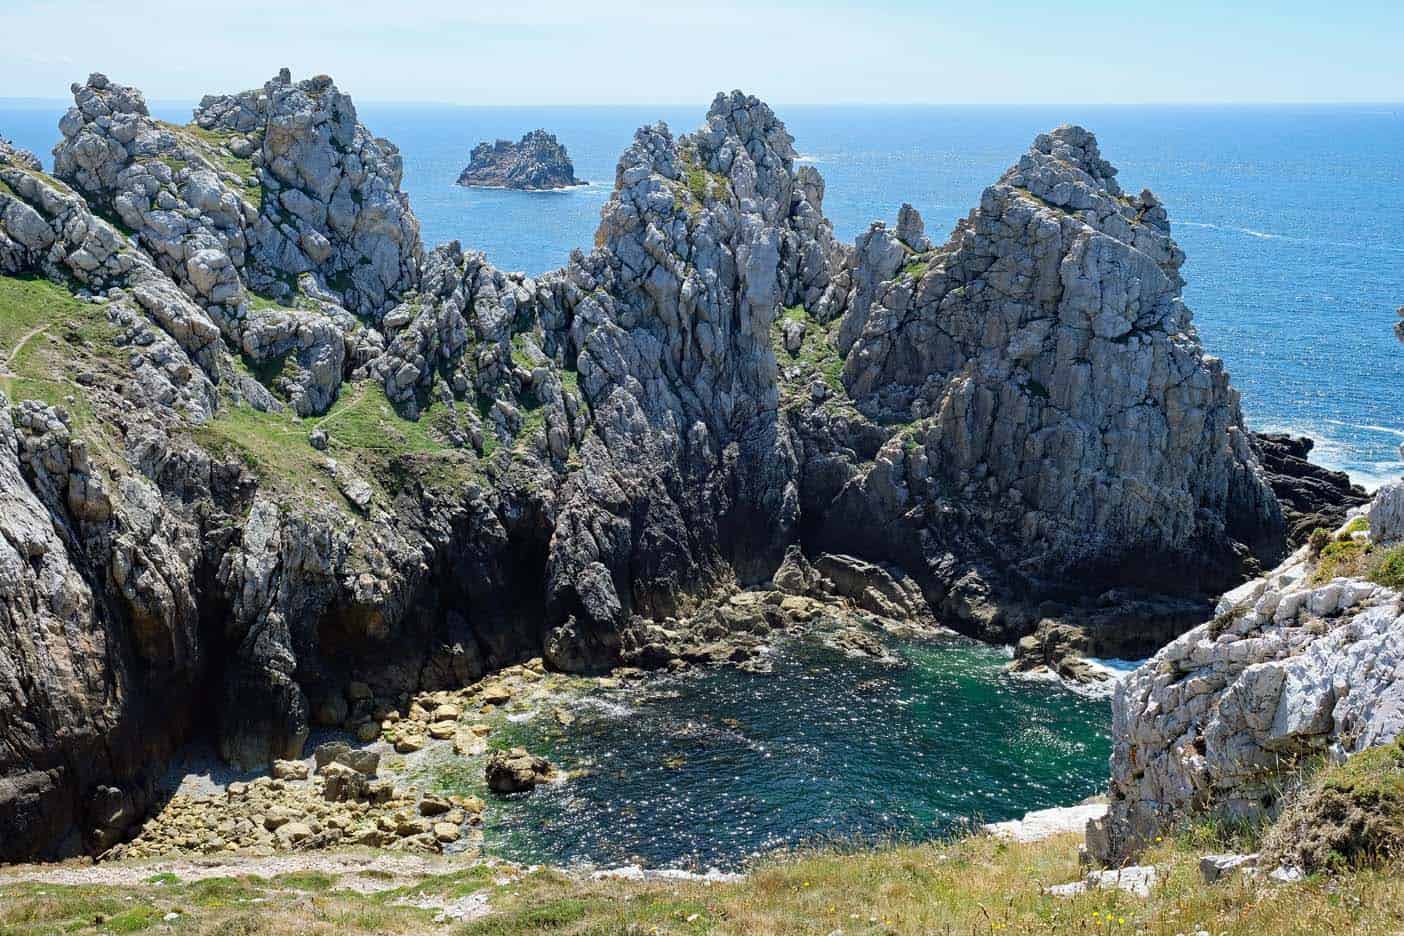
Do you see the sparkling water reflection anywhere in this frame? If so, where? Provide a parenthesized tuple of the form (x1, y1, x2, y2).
(484, 635, 1110, 870)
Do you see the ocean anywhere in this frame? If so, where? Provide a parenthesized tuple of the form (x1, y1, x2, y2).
(3, 99, 1401, 487)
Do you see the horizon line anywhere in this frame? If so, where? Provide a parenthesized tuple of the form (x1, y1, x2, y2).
(2, 95, 1403, 111)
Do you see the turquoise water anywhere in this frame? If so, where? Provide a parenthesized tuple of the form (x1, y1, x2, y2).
(483, 636, 1110, 870)
(4, 99, 1400, 485)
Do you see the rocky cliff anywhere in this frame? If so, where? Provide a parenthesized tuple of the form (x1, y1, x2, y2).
(1, 77, 1285, 860)
(1091, 482, 1403, 863)
(457, 130, 584, 190)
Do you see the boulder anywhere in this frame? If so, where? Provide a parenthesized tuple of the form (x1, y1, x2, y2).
(485, 748, 554, 794)
(271, 760, 309, 781)
(313, 741, 379, 776)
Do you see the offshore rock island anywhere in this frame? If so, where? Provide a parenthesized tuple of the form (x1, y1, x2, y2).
(0, 67, 1400, 935)
(456, 129, 584, 190)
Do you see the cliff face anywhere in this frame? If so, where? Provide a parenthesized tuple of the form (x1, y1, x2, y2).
(0, 79, 1283, 859)
(1092, 485, 1402, 863)
(457, 130, 584, 190)
(823, 128, 1283, 608)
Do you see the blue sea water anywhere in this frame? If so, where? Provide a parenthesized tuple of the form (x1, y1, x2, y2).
(3, 99, 1401, 486)
(479, 635, 1111, 870)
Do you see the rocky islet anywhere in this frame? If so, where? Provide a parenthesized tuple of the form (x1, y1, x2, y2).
(456, 129, 585, 190)
(0, 69, 1396, 877)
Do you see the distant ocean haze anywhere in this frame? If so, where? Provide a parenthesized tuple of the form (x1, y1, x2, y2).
(4, 99, 1401, 487)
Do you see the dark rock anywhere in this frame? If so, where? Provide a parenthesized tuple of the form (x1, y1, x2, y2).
(456, 130, 584, 190)
(485, 747, 553, 794)
(1252, 432, 1370, 544)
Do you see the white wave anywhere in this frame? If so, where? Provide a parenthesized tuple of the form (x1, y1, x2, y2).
(577, 696, 636, 719)
(1178, 221, 1284, 240)
(1320, 419, 1404, 439)
(1086, 657, 1146, 675)
(1343, 464, 1404, 493)
(1178, 221, 1404, 254)
(1252, 421, 1403, 491)
(794, 154, 820, 163)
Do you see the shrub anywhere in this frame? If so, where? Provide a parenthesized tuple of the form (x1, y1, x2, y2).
(1260, 738, 1404, 873)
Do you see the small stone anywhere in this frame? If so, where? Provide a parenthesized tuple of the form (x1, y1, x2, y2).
(433, 822, 461, 843)
(275, 822, 312, 846)
(271, 760, 309, 781)
(1199, 853, 1258, 884)
(395, 734, 426, 754)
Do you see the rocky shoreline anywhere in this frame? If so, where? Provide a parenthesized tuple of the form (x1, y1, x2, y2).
(0, 67, 1391, 868)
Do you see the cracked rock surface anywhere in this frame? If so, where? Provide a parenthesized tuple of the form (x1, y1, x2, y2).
(1, 79, 1299, 861)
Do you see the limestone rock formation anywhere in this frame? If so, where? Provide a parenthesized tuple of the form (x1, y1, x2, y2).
(52, 70, 423, 416)
(822, 126, 1283, 613)
(457, 130, 584, 190)
(0, 79, 1298, 861)
(1091, 491, 1403, 862)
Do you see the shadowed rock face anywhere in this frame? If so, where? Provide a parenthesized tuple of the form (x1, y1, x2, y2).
(824, 126, 1283, 612)
(457, 129, 585, 190)
(1252, 432, 1370, 544)
(1, 81, 1290, 860)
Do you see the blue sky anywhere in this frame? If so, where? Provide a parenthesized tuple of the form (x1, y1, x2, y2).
(5, 0, 1403, 105)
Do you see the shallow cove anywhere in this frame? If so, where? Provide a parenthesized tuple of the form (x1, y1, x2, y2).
(482, 635, 1111, 870)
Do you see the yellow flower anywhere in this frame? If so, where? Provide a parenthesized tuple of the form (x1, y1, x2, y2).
(1119, 917, 1126, 925)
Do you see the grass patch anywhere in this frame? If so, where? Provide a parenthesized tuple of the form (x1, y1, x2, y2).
(0, 274, 122, 431)
(901, 259, 929, 279)
(1262, 737, 1404, 873)
(1310, 535, 1404, 589)
(686, 167, 710, 204)
(1372, 545, 1404, 590)
(1311, 537, 1373, 584)
(0, 828, 1401, 934)
(771, 304, 846, 399)
(270, 871, 335, 892)
(194, 382, 481, 509)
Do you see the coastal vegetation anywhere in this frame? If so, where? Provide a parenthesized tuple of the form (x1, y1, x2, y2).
(2, 815, 1399, 935)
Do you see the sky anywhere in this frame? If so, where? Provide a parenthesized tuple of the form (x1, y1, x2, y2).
(4, 0, 1404, 106)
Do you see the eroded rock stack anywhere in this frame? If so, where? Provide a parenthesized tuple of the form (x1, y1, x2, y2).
(0, 78, 1298, 860)
(822, 127, 1283, 613)
(457, 129, 584, 190)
